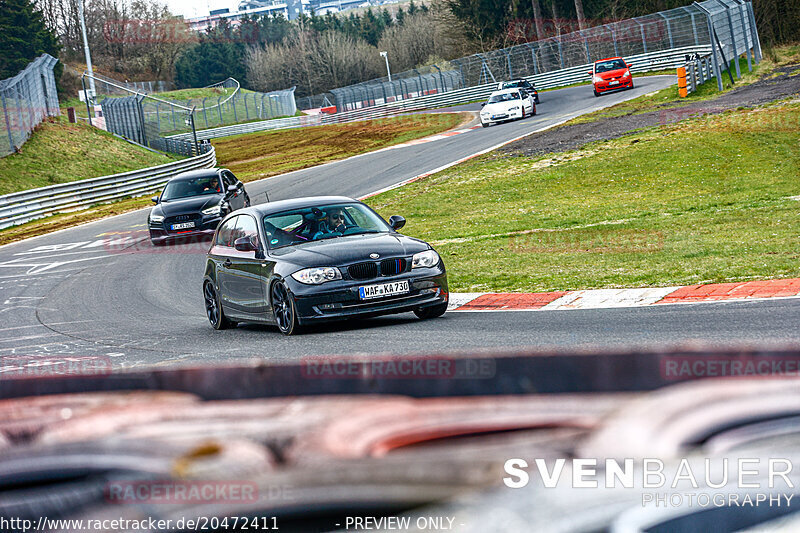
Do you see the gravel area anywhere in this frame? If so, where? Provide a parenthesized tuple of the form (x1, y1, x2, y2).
(500, 64, 800, 158)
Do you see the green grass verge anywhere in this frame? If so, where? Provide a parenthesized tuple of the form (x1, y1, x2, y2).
(0, 116, 176, 196)
(366, 101, 800, 292)
(214, 113, 469, 181)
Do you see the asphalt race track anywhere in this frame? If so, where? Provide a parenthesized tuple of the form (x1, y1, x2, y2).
(3, 75, 800, 371)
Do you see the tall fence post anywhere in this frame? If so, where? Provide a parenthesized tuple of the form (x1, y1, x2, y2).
(682, 7, 701, 46)
(734, 0, 752, 71)
(580, 31, 591, 63)
(635, 19, 648, 53)
(658, 13, 675, 49)
(1, 92, 14, 153)
(609, 26, 620, 57)
(694, 2, 725, 90)
(81, 75, 93, 127)
(717, 0, 741, 78)
(744, 0, 761, 62)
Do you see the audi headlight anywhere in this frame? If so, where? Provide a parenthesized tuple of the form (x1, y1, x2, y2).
(202, 204, 223, 216)
(291, 267, 342, 284)
(149, 214, 164, 223)
(412, 249, 440, 269)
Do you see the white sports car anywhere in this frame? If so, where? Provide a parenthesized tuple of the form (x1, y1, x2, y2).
(479, 89, 536, 127)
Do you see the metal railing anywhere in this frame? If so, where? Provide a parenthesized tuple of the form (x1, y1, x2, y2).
(0, 54, 60, 157)
(83, 73, 297, 156)
(679, 53, 715, 95)
(0, 145, 215, 229)
(170, 45, 711, 142)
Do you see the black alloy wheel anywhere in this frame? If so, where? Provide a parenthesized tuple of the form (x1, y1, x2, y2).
(271, 280, 299, 335)
(204, 281, 235, 330)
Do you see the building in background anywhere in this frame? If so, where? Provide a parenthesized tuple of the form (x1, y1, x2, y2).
(187, 0, 372, 29)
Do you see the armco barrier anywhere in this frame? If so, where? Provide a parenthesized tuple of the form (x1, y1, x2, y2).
(0, 146, 216, 229)
(172, 45, 712, 142)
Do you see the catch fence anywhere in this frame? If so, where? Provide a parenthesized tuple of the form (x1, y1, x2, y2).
(0, 54, 60, 157)
(332, 0, 760, 111)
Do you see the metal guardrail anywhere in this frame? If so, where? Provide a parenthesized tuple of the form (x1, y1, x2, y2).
(172, 45, 711, 142)
(678, 53, 715, 96)
(0, 146, 216, 230)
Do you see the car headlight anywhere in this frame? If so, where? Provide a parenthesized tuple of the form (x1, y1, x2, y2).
(291, 267, 342, 284)
(592, 76, 603, 83)
(149, 214, 164, 223)
(202, 204, 223, 216)
(412, 249, 440, 269)
(623, 71, 631, 78)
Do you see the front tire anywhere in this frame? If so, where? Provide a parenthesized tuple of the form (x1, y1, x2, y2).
(271, 280, 300, 335)
(414, 302, 448, 320)
(594, 89, 601, 97)
(204, 281, 235, 330)
(481, 121, 489, 128)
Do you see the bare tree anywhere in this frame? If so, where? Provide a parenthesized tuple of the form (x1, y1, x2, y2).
(574, 0, 586, 31)
(531, 0, 545, 40)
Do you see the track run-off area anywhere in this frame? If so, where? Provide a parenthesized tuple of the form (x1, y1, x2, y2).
(2, 75, 799, 371)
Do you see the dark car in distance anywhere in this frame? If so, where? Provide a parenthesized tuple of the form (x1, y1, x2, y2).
(203, 196, 449, 335)
(498, 79, 540, 104)
(148, 169, 250, 245)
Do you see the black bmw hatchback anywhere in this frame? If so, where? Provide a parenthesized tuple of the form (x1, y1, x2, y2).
(149, 168, 250, 245)
(203, 196, 448, 335)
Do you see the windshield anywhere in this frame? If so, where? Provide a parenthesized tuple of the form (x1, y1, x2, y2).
(595, 59, 627, 73)
(488, 92, 521, 103)
(501, 81, 530, 90)
(262, 203, 391, 248)
(161, 175, 222, 201)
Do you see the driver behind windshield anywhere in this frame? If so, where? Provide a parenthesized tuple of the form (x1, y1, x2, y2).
(313, 209, 348, 239)
(203, 176, 221, 193)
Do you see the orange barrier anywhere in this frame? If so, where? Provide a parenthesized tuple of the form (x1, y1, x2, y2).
(677, 66, 688, 97)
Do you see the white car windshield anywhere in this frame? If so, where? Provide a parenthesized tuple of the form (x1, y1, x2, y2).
(488, 92, 520, 103)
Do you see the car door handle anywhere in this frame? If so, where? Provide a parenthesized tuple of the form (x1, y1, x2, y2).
(223, 259, 232, 268)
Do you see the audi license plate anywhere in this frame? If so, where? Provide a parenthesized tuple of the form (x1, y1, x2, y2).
(171, 222, 195, 230)
(359, 280, 410, 300)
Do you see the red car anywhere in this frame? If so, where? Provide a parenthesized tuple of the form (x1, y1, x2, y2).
(590, 57, 634, 96)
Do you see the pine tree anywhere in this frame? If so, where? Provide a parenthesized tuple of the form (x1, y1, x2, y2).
(0, 0, 60, 80)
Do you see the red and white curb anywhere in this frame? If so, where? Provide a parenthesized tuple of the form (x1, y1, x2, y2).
(448, 278, 800, 311)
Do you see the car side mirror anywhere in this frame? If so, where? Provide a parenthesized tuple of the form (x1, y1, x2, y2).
(388, 215, 406, 231)
(480, 102, 486, 107)
(627, 62, 633, 68)
(151, 196, 159, 204)
(588, 71, 593, 76)
(227, 185, 237, 194)
(234, 237, 257, 252)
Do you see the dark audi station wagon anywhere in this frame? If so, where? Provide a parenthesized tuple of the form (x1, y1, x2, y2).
(203, 196, 449, 335)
